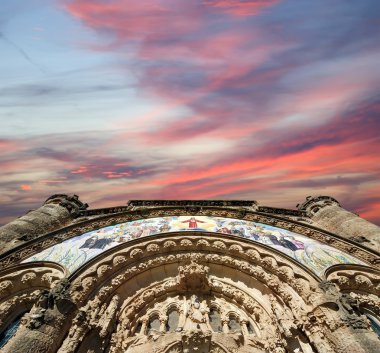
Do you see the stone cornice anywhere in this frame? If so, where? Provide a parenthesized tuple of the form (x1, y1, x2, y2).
(76, 201, 307, 218)
(127, 200, 258, 208)
(0, 206, 379, 272)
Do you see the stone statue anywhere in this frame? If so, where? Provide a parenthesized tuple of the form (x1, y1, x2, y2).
(183, 295, 211, 332)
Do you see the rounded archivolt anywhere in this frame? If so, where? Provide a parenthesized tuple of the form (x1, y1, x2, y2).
(0, 262, 66, 349)
(23, 216, 366, 276)
(58, 239, 318, 353)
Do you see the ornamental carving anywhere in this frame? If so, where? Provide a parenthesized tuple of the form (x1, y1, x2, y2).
(0, 199, 379, 353)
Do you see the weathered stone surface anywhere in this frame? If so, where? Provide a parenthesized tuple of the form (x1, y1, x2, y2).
(298, 195, 380, 253)
(0, 194, 88, 256)
(0, 196, 379, 353)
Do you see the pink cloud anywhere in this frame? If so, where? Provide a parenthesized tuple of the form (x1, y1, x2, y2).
(1, 1, 379, 228)
(203, 0, 279, 16)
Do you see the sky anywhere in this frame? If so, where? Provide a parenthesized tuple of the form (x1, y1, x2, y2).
(0, 0, 380, 226)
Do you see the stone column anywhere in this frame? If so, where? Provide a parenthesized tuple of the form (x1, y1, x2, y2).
(140, 316, 149, 335)
(298, 196, 380, 253)
(221, 318, 229, 334)
(240, 320, 249, 335)
(159, 315, 168, 333)
(0, 194, 88, 255)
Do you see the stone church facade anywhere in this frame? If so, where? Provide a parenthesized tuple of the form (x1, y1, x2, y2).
(0, 195, 379, 353)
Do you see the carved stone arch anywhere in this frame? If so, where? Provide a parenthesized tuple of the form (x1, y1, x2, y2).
(146, 308, 163, 318)
(105, 273, 274, 353)
(325, 264, 380, 296)
(117, 273, 274, 333)
(0, 261, 67, 300)
(1, 197, 380, 353)
(324, 263, 380, 337)
(60, 232, 327, 353)
(68, 233, 321, 306)
(59, 233, 326, 353)
(0, 261, 66, 335)
(209, 301, 222, 312)
(7, 231, 378, 353)
(166, 301, 182, 313)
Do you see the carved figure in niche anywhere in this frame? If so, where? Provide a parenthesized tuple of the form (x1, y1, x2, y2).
(58, 310, 89, 353)
(269, 295, 296, 338)
(318, 281, 339, 298)
(36, 289, 50, 309)
(177, 262, 210, 291)
(306, 323, 335, 353)
(99, 295, 120, 338)
(339, 293, 360, 315)
(183, 295, 212, 332)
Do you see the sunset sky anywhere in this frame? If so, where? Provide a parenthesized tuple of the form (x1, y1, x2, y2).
(1, 0, 380, 225)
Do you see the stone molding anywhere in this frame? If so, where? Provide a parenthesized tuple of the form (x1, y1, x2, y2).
(77, 201, 306, 218)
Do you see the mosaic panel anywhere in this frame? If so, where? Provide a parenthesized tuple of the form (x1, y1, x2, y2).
(23, 216, 365, 276)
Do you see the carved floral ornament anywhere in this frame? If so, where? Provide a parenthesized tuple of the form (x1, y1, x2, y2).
(0, 207, 379, 273)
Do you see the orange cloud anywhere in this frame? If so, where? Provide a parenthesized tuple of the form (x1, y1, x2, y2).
(20, 184, 32, 190)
